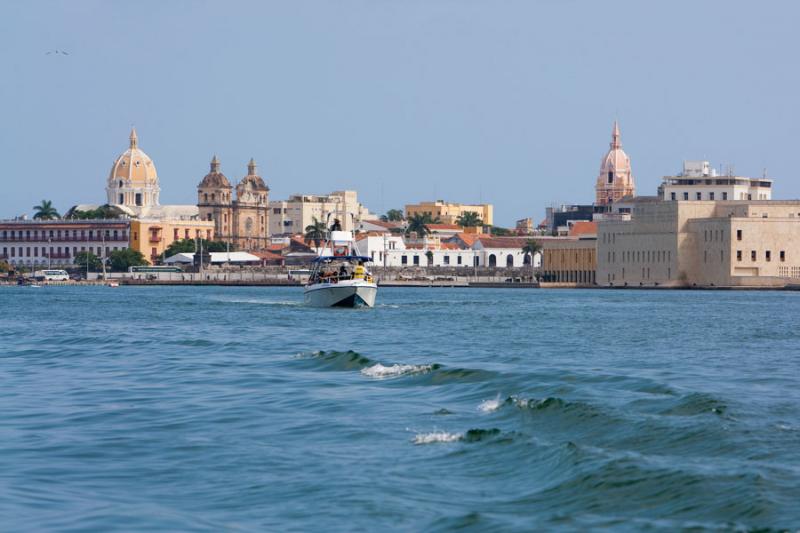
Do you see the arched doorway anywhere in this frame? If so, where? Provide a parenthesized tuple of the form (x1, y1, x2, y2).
(489, 254, 497, 267)
(506, 254, 514, 267)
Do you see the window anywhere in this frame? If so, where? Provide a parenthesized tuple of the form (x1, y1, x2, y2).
(135, 193, 142, 206)
(683, 192, 689, 200)
(444, 255, 450, 265)
(722, 192, 728, 200)
(670, 192, 676, 201)
(696, 192, 702, 200)
(413, 256, 419, 266)
(737, 229, 742, 241)
(737, 250, 742, 262)
(780, 251, 786, 262)
(751, 250, 756, 261)
(766, 250, 772, 262)
(401, 255, 407, 265)
(119, 194, 124, 204)
(608, 171, 613, 184)
(457, 256, 462, 265)
(709, 192, 715, 200)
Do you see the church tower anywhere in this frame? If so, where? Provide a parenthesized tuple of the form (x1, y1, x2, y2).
(233, 158, 270, 250)
(197, 156, 233, 241)
(595, 121, 635, 205)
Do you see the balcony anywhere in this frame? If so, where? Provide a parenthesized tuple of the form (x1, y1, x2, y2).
(0, 235, 129, 243)
(149, 235, 162, 243)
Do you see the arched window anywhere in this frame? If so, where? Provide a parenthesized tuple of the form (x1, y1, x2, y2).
(119, 180, 123, 188)
(204, 193, 208, 202)
(489, 254, 497, 267)
(211, 193, 216, 202)
(523, 254, 531, 265)
(118, 194, 124, 204)
(608, 171, 613, 184)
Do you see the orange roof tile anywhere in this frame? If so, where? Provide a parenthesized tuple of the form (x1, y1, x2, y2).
(569, 221, 598, 236)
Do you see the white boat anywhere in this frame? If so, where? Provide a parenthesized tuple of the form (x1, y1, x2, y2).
(304, 230, 378, 308)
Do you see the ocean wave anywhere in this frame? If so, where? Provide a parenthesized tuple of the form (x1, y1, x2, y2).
(300, 350, 374, 371)
(478, 396, 503, 413)
(413, 428, 501, 445)
(660, 392, 727, 416)
(361, 363, 435, 379)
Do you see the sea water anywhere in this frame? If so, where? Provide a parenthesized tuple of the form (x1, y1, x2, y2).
(1, 286, 798, 531)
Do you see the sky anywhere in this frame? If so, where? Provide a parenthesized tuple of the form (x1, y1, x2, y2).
(1, 0, 798, 227)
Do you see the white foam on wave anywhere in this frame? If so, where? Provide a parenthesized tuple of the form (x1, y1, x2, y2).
(478, 396, 503, 413)
(413, 431, 462, 444)
(360, 363, 433, 379)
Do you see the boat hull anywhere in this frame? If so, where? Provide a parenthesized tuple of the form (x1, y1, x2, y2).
(304, 281, 378, 308)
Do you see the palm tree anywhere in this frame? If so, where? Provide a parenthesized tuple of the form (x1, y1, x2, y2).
(522, 239, 542, 281)
(33, 200, 60, 220)
(405, 213, 440, 239)
(380, 209, 405, 222)
(304, 217, 328, 249)
(456, 211, 482, 227)
(425, 250, 434, 266)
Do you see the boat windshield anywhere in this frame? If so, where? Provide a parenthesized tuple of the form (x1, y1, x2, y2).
(308, 258, 373, 285)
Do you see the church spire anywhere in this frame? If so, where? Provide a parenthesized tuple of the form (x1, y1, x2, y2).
(610, 120, 621, 150)
(129, 127, 138, 149)
(248, 158, 257, 176)
(210, 155, 221, 172)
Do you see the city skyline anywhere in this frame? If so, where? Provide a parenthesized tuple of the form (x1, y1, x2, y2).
(2, 1, 799, 226)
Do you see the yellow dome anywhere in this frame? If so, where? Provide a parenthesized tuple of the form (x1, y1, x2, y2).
(107, 128, 158, 187)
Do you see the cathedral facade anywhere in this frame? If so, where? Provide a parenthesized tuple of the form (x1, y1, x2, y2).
(197, 157, 269, 251)
(595, 121, 636, 205)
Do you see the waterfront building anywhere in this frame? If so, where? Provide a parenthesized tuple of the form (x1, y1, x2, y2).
(197, 156, 270, 250)
(130, 217, 215, 264)
(659, 160, 772, 201)
(0, 219, 130, 268)
(597, 200, 800, 288)
(269, 190, 373, 235)
(595, 121, 635, 205)
(540, 236, 597, 286)
(405, 200, 494, 226)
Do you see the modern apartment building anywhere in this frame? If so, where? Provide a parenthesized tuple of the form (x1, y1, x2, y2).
(269, 190, 373, 235)
(659, 161, 773, 202)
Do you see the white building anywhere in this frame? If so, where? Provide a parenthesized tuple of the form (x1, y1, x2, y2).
(353, 234, 541, 269)
(269, 190, 374, 235)
(660, 161, 773, 202)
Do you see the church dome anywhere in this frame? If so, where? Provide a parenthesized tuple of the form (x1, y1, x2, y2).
(107, 128, 158, 187)
(199, 155, 232, 189)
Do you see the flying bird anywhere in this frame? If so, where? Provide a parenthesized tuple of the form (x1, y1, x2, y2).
(45, 50, 70, 55)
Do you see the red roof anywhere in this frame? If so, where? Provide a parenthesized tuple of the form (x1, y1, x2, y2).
(474, 236, 531, 249)
(569, 221, 598, 236)
(428, 224, 461, 231)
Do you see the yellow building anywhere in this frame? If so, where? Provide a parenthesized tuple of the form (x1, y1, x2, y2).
(405, 201, 494, 226)
(131, 218, 215, 264)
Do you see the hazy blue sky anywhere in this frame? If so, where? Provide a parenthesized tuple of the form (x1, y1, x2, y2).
(1, 1, 798, 226)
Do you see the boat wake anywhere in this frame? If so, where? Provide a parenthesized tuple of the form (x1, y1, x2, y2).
(361, 363, 435, 379)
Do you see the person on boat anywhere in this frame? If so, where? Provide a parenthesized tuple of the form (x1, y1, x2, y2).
(353, 261, 366, 280)
(338, 264, 348, 281)
(331, 218, 342, 231)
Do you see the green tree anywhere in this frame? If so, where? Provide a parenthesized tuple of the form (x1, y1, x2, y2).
(380, 209, 405, 222)
(68, 205, 122, 220)
(109, 249, 148, 272)
(456, 211, 483, 227)
(0, 260, 9, 273)
(405, 213, 440, 239)
(304, 217, 328, 248)
(74, 251, 102, 272)
(33, 200, 60, 220)
(163, 238, 233, 258)
(522, 239, 542, 281)
(490, 226, 513, 236)
(425, 250, 434, 266)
